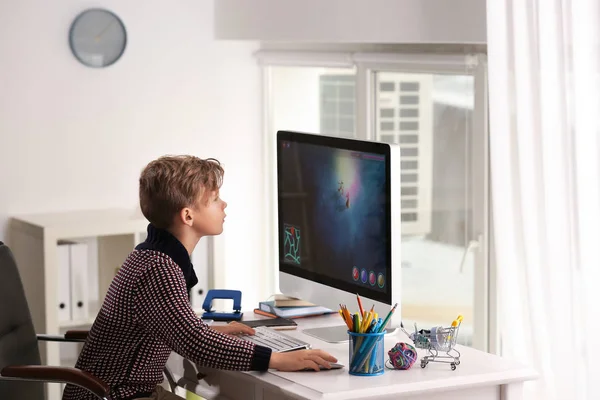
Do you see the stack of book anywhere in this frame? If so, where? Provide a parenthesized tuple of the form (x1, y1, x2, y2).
(256, 295, 333, 318)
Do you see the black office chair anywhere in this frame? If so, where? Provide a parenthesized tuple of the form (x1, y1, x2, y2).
(0, 241, 109, 400)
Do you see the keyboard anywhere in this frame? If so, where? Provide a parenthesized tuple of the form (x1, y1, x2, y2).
(238, 326, 311, 352)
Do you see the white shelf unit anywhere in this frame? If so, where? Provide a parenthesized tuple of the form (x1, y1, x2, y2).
(10, 208, 215, 400)
(10, 209, 149, 400)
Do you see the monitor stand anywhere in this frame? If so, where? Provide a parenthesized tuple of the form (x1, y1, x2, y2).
(302, 325, 396, 343)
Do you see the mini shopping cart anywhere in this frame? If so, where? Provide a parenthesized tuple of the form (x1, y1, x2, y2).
(401, 315, 463, 370)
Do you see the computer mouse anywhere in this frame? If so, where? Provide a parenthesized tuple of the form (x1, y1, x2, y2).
(301, 363, 344, 371)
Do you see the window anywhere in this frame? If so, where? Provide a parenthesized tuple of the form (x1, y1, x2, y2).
(260, 52, 489, 351)
(269, 66, 356, 138)
(319, 74, 356, 136)
(374, 71, 476, 346)
(375, 73, 434, 236)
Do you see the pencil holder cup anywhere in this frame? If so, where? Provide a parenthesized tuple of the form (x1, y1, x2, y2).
(348, 331, 385, 376)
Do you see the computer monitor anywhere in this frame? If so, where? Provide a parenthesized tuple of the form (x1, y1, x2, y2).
(276, 131, 401, 342)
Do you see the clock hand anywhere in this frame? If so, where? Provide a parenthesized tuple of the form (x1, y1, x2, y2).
(94, 20, 115, 42)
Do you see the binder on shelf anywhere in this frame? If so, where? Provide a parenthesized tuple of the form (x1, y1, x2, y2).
(258, 301, 333, 319)
(191, 287, 206, 310)
(57, 241, 90, 324)
(69, 242, 89, 321)
(85, 238, 100, 319)
(57, 243, 71, 322)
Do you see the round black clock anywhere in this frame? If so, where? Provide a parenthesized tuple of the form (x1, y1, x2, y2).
(69, 9, 127, 68)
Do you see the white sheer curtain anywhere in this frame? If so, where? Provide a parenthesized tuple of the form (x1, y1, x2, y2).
(487, 1, 600, 399)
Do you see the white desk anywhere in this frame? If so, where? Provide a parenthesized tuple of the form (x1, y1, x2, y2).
(166, 314, 536, 400)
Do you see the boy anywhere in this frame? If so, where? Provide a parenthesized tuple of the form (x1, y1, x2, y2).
(63, 155, 337, 400)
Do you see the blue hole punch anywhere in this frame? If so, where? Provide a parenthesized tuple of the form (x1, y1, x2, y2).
(202, 289, 243, 322)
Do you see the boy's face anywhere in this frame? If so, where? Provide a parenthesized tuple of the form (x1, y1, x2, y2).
(191, 190, 227, 236)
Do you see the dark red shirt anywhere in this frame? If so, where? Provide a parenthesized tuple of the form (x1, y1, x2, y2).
(63, 227, 271, 400)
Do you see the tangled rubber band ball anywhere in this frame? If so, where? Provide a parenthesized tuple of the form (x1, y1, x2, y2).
(387, 342, 417, 370)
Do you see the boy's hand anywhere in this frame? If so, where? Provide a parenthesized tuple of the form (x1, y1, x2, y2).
(210, 321, 255, 336)
(269, 349, 337, 372)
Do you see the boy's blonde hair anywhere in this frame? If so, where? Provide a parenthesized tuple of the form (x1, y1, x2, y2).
(139, 155, 224, 229)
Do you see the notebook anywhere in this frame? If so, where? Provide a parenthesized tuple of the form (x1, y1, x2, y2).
(272, 294, 316, 308)
(258, 301, 333, 319)
(241, 317, 298, 330)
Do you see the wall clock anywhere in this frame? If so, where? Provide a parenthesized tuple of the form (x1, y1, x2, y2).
(69, 8, 127, 68)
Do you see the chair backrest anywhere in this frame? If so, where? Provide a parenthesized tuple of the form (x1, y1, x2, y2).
(0, 241, 45, 399)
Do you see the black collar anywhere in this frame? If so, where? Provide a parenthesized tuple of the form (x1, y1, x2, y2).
(135, 224, 198, 292)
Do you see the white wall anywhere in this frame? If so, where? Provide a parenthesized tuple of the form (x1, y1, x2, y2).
(271, 67, 324, 135)
(0, 0, 263, 309)
(215, 0, 487, 44)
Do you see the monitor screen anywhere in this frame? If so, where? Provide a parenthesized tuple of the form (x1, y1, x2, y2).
(277, 131, 392, 305)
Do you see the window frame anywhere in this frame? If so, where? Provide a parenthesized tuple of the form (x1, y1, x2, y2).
(257, 50, 492, 352)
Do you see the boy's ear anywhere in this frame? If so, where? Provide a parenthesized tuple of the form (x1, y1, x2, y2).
(179, 207, 194, 227)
